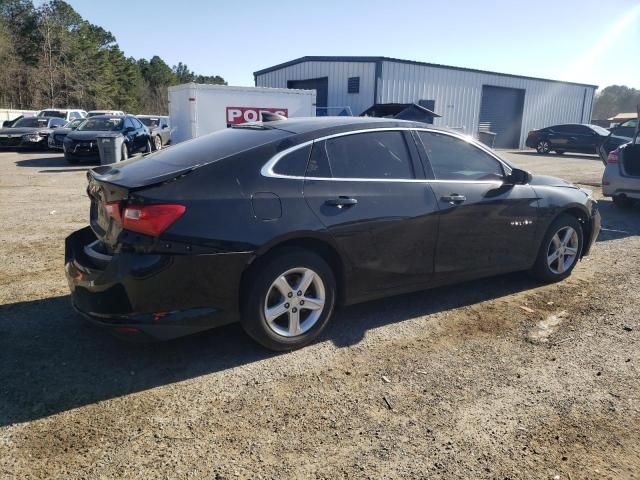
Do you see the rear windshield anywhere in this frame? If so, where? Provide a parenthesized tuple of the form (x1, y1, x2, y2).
(78, 117, 123, 131)
(39, 110, 66, 118)
(588, 124, 611, 136)
(65, 119, 85, 129)
(146, 126, 292, 167)
(13, 117, 50, 128)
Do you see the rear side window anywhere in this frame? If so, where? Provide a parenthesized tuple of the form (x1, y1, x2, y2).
(309, 131, 414, 179)
(418, 132, 504, 181)
(273, 144, 311, 176)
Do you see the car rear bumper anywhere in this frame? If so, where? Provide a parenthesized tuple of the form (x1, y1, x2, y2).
(65, 226, 251, 341)
(602, 165, 640, 198)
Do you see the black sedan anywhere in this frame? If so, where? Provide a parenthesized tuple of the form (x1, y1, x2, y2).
(65, 117, 600, 350)
(63, 115, 151, 164)
(526, 123, 611, 155)
(0, 116, 66, 149)
(48, 118, 85, 150)
(137, 115, 171, 151)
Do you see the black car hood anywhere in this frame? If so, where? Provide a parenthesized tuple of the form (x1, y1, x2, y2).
(67, 130, 121, 141)
(529, 174, 577, 189)
(0, 127, 52, 135)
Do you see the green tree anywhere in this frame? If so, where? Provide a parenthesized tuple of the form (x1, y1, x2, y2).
(593, 85, 640, 120)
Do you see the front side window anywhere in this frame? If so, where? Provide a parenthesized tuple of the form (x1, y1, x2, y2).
(418, 131, 504, 181)
(620, 119, 638, 128)
(312, 131, 414, 179)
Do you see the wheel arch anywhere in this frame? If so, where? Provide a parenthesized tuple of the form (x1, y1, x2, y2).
(552, 205, 592, 257)
(240, 233, 348, 308)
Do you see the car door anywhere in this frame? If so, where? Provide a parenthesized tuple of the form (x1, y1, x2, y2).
(303, 129, 440, 294)
(131, 117, 147, 151)
(546, 125, 571, 150)
(572, 125, 599, 152)
(415, 130, 539, 278)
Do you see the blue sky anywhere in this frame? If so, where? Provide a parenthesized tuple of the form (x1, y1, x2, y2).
(64, 0, 640, 89)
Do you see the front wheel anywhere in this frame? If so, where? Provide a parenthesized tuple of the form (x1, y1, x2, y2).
(241, 248, 336, 351)
(153, 135, 162, 151)
(529, 214, 583, 283)
(536, 140, 551, 154)
(120, 143, 128, 161)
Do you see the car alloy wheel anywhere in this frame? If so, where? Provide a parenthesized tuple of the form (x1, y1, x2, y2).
(263, 267, 326, 337)
(154, 136, 162, 151)
(546, 226, 579, 274)
(537, 140, 550, 154)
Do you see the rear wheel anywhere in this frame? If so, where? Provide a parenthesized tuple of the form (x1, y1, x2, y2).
(144, 138, 152, 153)
(64, 154, 79, 165)
(536, 140, 551, 154)
(241, 248, 336, 351)
(153, 135, 162, 151)
(613, 194, 634, 208)
(529, 214, 583, 283)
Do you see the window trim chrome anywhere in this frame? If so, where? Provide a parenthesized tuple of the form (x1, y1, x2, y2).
(260, 126, 512, 184)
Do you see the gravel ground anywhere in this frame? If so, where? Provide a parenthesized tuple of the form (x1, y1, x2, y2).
(0, 149, 638, 479)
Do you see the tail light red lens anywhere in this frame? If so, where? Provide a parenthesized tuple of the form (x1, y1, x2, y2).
(122, 204, 186, 237)
(607, 150, 619, 164)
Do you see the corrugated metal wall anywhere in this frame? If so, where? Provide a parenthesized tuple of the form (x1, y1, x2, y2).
(255, 61, 376, 116)
(256, 59, 596, 149)
(379, 61, 595, 148)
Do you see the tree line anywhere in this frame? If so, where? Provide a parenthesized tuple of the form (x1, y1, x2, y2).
(593, 85, 640, 121)
(0, 0, 226, 115)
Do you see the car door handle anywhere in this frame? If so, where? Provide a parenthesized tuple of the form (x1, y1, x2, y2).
(441, 194, 466, 204)
(325, 196, 358, 208)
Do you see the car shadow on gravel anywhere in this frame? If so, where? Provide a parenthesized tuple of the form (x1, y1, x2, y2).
(596, 198, 640, 242)
(0, 271, 540, 427)
(14, 155, 83, 169)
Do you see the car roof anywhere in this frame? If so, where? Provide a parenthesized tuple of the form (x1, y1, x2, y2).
(259, 116, 434, 135)
(137, 114, 166, 118)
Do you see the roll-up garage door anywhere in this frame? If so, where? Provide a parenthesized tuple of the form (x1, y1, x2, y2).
(478, 85, 525, 148)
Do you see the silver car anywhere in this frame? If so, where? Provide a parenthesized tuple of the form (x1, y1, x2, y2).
(602, 138, 640, 208)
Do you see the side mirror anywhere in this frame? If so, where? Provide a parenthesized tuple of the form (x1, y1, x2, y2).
(506, 167, 532, 185)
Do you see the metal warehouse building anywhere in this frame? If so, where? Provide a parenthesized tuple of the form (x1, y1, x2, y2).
(254, 56, 597, 149)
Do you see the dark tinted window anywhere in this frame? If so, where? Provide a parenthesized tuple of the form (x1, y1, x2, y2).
(273, 144, 311, 176)
(13, 117, 49, 128)
(49, 118, 66, 127)
(418, 131, 504, 181)
(78, 117, 123, 131)
(347, 77, 360, 94)
(38, 110, 66, 118)
(131, 117, 144, 129)
(322, 131, 415, 179)
(139, 117, 160, 127)
(306, 141, 332, 178)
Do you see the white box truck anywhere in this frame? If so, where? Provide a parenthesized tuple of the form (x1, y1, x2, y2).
(168, 83, 316, 144)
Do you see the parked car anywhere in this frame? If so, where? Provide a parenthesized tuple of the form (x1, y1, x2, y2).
(65, 117, 601, 349)
(137, 115, 171, 150)
(48, 118, 85, 150)
(63, 115, 151, 164)
(0, 116, 66, 149)
(38, 109, 87, 121)
(602, 137, 640, 208)
(2, 113, 36, 128)
(526, 123, 611, 155)
(87, 110, 125, 118)
(609, 118, 638, 138)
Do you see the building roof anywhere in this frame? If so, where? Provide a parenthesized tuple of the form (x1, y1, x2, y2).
(608, 112, 638, 121)
(254, 56, 598, 89)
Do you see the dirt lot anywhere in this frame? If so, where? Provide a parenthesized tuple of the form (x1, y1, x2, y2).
(0, 149, 638, 479)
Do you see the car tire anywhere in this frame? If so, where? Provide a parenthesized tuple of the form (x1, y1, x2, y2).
(241, 248, 336, 351)
(120, 143, 128, 161)
(613, 194, 634, 209)
(536, 140, 551, 154)
(153, 135, 162, 151)
(144, 139, 152, 153)
(529, 214, 583, 283)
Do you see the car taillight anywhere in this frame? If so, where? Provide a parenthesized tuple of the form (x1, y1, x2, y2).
(122, 204, 186, 237)
(607, 150, 619, 164)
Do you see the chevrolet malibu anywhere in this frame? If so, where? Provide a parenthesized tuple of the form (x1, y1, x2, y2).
(65, 117, 600, 350)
